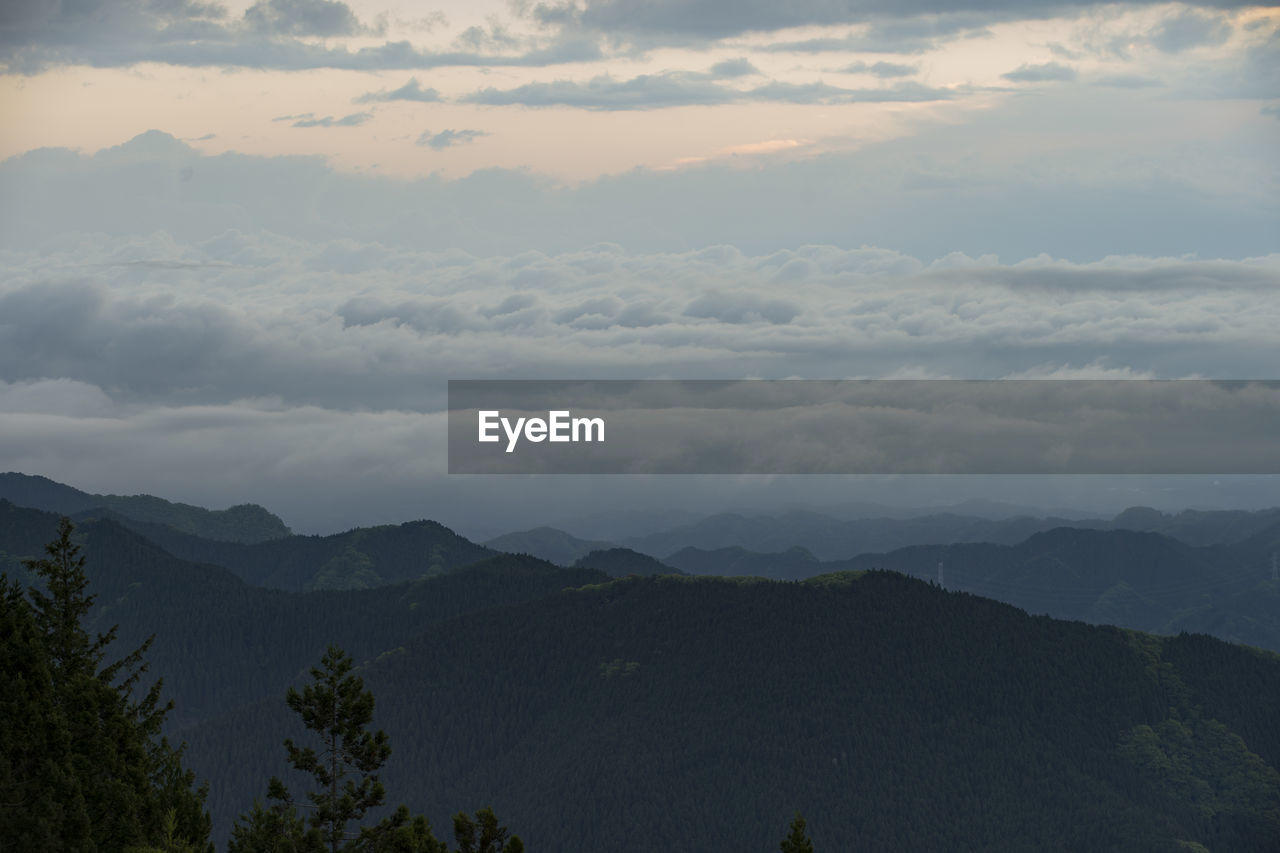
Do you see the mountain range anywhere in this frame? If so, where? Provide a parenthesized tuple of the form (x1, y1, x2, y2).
(2, 474, 1279, 850)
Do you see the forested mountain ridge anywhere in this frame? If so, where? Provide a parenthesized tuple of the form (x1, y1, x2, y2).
(4, 499, 1280, 850)
(82, 509, 500, 591)
(0, 471, 291, 543)
(0, 500, 605, 728)
(571, 547, 684, 577)
(666, 544, 822, 580)
(182, 570, 1280, 852)
(653, 525, 1280, 654)
(829, 526, 1280, 651)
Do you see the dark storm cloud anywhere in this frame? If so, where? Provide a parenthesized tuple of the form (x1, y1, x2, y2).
(355, 78, 442, 104)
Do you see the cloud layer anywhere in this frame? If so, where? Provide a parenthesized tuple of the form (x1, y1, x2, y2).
(2, 184, 1276, 531)
(4, 93, 1276, 263)
(2, 230, 1276, 414)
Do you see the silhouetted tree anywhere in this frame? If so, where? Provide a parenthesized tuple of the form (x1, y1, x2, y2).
(452, 807, 522, 853)
(2, 518, 211, 851)
(780, 812, 814, 853)
(271, 645, 391, 851)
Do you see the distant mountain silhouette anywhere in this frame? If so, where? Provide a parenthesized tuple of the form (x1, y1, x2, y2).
(571, 547, 683, 577)
(486, 526, 616, 565)
(0, 471, 290, 543)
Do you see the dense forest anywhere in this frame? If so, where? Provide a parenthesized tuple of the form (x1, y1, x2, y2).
(3, 478, 1280, 850)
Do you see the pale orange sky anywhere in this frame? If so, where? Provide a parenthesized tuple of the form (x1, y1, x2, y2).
(1, 3, 1274, 181)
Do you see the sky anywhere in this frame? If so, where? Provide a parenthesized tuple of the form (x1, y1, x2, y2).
(0, 0, 1277, 536)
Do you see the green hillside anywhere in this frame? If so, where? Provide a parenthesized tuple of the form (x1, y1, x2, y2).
(180, 571, 1280, 852)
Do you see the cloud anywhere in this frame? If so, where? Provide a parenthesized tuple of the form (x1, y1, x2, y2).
(416, 129, 489, 149)
(747, 79, 954, 104)
(286, 111, 373, 127)
(531, 0, 1256, 42)
(5, 380, 1273, 536)
(1002, 62, 1077, 83)
(462, 72, 737, 109)
(1174, 23, 1278, 100)
(708, 57, 759, 78)
(1148, 9, 1232, 54)
(2, 229, 1276, 418)
(1091, 73, 1162, 89)
(243, 0, 362, 37)
(2, 84, 1276, 263)
(0, 0, 603, 73)
(760, 16, 994, 56)
(2, 229, 1276, 531)
(840, 61, 916, 78)
(683, 291, 801, 324)
(355, 77, 441, 104)
(461, 73, 956, 109)
(451, 380, 1280, 476)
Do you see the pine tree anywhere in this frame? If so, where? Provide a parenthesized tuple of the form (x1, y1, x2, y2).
(9, 517, 212, 851)
(780, 812, 814, 853)
(227, 797, 318, 853)
(25, 516, 115, 685)
(268, 645, 394, 852)
(452, 807, 523, 853)
(0, 575, 92, 850)
(233, 646, 521, 853)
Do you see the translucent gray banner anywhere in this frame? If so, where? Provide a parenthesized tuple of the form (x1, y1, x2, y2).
(447, 380, 1280, 474)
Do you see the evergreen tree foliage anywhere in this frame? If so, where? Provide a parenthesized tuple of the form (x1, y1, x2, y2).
(227, 797, 319, 853)
(233, 646, 525, 853)
(0, 517, 212, 851)
(0, 575, 92, 850)
(362, 805, 447, 853)
(451, 807, 523, 853)
(780, 812, 814, 853)
(277, 645, 392, 851)
(238, 645, 448, 853)
(24, 516, 112, 685)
